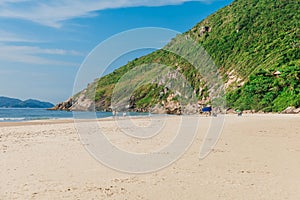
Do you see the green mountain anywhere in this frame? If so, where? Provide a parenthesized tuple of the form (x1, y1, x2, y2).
(54, 0, 300, 113)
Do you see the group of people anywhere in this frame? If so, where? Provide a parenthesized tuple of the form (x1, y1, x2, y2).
(201, 106, 243, 117)
(112, 110, 127, 117)
(113, 107, 243, 117)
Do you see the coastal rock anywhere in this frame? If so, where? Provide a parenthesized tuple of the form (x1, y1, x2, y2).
(182, 104, 199, 115)
(281, 107, 300, 114)
(165, 105, 181, 115)
(150, 105, 166, 114)
(294, 108, 300, 114)
(70, 93, 94, 111)
(162, 94, 182, 115)
(48, 98, 73, 111)
(243, 110, 255, 114)
(226, 109, 236, 114)
(50, 90, 94, 111)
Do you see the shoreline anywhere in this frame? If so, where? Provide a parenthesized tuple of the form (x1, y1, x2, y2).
(0, 113, 299, 127)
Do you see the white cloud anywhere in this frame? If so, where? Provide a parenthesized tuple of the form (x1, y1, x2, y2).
(0, 0, 213, 28)
(0, 31, 82, 66)
(0, 31, 37, 42)
(0, 43, 81, 65)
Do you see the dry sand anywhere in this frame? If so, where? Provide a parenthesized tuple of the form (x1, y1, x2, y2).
(1, 114, 300, 199)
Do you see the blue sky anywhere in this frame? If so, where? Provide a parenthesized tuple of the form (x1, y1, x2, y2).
(0, 0, 232, 104)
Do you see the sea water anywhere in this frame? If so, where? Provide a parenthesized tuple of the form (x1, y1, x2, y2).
(0, 108, 149, 122)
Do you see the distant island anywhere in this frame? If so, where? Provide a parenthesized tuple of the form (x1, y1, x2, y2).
(0, 96, 54, 108)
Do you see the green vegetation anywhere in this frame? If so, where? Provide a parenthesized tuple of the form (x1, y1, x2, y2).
(188, 0, 299, 111)
(189, 0, 299, 77)
(132, 84, 164, 109)
(227, 62, 300, 112)
(74, 0, 299, 112)
(91, 49, 206, 110)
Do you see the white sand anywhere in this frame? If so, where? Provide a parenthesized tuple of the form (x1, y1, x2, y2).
(1, 114, 300, 199)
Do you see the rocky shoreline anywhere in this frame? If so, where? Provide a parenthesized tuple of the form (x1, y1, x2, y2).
(49, 97, 300, 115)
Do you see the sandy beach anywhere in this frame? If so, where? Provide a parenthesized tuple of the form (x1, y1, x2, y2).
(1, 114, 300, 199)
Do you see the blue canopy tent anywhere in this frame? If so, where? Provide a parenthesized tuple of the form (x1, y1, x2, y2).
(202, 107, 212, 112)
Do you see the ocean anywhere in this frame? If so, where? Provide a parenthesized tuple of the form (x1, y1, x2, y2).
(0, 108, 149, 122)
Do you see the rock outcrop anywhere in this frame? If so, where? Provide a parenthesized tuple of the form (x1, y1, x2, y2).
(48, 98, 73, 111)
(199, 26, 211, 36)
(49, 92, 94, 111)
(70, 93, 94, 111)
(281, 107, 300, 114)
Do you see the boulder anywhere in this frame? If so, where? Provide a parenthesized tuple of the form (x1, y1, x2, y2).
(150, 105, 166, 114)
(182, 104, 199, 115)
(281, 106, 299, 114)
(294, 108, 300, 114)
(243, 110, 255, 114)
(226, 109, 236, 114)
